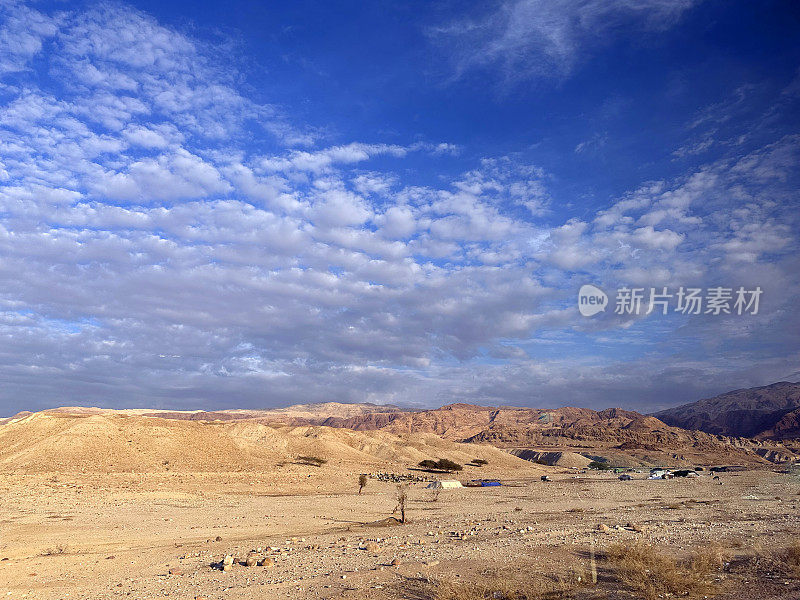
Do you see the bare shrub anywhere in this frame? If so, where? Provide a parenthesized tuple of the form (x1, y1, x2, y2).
(358, 473, 368, 494)
(394, 484, 408, 523)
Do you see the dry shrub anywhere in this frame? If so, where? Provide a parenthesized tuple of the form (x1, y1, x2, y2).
(605, 541, 721, 600)
(394, 484, 408, 523)
(785, 540, 800, 577)
(728, 540, 800, 581)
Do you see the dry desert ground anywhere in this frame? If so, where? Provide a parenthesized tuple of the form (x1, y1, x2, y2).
(0, 412, 799, 599)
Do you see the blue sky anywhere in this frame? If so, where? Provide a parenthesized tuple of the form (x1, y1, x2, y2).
(0, 0, 798, 415)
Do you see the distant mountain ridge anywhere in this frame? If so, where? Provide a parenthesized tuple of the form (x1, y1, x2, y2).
(6, 399, 786, 467)
(4, 383, 798, 469)
(653, 382, 800, 440)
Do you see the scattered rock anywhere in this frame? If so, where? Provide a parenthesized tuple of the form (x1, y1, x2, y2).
(244, 556, 258, 567)
(597, 523, 612, 533)
(169, 568, 183, 575)
(260, 557, 275, 568)
(364, 541, 380, 554)
(214, 536, 222, 542)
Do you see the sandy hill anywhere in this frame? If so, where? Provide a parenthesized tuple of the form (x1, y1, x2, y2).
(654, 382, 800, 439)
(4, 395, 794, 473)
(0, 410, 533, 475)
(508, 449, 593, 468)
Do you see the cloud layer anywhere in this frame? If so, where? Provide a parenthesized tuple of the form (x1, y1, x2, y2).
(0, 1, 797, 414)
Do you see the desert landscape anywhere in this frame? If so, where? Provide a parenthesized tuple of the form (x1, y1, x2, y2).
(2, 2, 798, 599)
(1, 383, 799, 600)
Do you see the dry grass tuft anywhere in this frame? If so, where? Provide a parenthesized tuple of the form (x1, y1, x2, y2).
(605, 541, 722, 600)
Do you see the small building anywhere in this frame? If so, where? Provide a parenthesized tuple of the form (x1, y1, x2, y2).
(426, 480, 463, 489)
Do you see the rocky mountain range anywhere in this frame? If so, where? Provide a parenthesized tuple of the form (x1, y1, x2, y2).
(653, 381, 800, 440)
(3, 382, 798, 471)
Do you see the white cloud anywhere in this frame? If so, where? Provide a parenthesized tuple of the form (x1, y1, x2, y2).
(309, 188, 372, 228)
(433, 0, 696, 82)
(0, 4, 58, 74)
(91, 150, 231, 202)
(377, 206, 416, 239)
(630, 226, 684, 251)
(261, 143, 408, 174)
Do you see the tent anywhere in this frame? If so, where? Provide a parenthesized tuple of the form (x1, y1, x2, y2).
(426, 480, 463, 489)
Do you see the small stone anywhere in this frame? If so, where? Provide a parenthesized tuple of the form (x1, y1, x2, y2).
(222, 555, 234, 566)
(245, 556, 258, 567)
(364, 541, 381, 554)
(215, 536, 222, 542)
(169, 568, 183, 575)
(260, 557, 275, 568)
(597, 523, 612, 533)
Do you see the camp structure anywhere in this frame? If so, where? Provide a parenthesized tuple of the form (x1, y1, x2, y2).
(648, 469, 670, 480)
(426, 480, 463, 489)
(464, 479, 502, 487)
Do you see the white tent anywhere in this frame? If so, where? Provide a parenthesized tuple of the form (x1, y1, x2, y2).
(426, 480, 463, 489)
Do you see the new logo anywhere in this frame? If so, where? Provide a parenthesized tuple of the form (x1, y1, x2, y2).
(578, 284, 607, 317)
